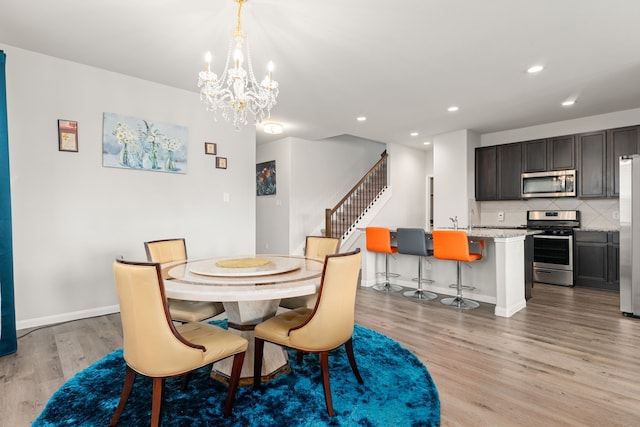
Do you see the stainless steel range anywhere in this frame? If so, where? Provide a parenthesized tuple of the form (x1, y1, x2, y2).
(527, 210, 581, 286)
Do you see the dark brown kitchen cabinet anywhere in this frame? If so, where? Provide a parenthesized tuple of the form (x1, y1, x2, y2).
(608, 126, 640, 197)
(475, 146, 497, 201)
(522, 136, 574, 172)
(576, 131, 607, 198)
(548, 135, 575, 170)
(574, 230, 619, 291)
(475, 143, 522, 201)
(522, 139, 547, 172)
(497, 142, 522, 200)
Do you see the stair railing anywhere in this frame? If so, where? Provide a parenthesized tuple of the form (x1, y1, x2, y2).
(325, 151, 388, 239)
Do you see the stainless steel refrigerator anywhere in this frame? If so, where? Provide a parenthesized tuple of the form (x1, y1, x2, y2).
(620, 155, 640, 317)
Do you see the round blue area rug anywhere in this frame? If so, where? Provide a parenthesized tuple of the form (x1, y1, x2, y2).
(33, 323, 440, 426)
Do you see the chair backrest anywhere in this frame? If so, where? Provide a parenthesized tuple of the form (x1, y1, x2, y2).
(144, 238, 187, 280)
(305, 235, 341, 260)
(288, 249, 362, 351)
(396, 227, 432, 257)
(112, 259, 206, 377)
(432, 230, 480, 262)
(365, 227, 394, 253)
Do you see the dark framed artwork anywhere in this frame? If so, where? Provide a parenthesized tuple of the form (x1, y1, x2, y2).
(216, 156, 227, 169)
(256, 160, 276, 196)
(205, 142, 217, 155)
(58, 119, 78, 152)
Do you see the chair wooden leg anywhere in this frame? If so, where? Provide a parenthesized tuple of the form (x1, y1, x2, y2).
(319, 352, 335, 417)
(180, 372, 191, 391)
(253, 338, 265, 390)
(224, 352, 245, 418)
(151, 377, 165, 427)
(109, 365, 136, 427)
(345, 338, 364, 384)
(296, 350, 304, 364)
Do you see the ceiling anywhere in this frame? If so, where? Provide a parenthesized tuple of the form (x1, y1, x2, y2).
(2, 0, 640, 149)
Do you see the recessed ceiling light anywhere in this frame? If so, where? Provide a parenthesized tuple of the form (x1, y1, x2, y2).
(410, 132, 419, 137)
(562, 100, 576, 107)
(527, 65, 544, 74)
(357, 116, 367, 121)
(447, 106, 459, 112)
(423, 141, 431, 145)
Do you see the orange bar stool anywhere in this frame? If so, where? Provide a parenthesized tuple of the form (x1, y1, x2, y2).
(396, 228, 437, 301)
(432, 229, 483, 309)
(366, 227, 402, 292)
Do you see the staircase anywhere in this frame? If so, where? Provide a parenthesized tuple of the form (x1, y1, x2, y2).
(324, 151, 388, 240)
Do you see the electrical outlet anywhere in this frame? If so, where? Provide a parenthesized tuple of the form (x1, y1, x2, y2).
(613, 211, 620, 220)
(498, 211, 505, 221)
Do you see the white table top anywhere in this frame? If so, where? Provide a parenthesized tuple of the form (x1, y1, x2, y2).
(165, 254, 324, 302)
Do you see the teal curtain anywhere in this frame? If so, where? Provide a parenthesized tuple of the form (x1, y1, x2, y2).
(0, 50, 16, 356)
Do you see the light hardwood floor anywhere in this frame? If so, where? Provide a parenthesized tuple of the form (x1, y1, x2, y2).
(2, 284, 640, 426)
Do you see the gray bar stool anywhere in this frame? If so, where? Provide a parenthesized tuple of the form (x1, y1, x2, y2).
(396, 228, 437, 301)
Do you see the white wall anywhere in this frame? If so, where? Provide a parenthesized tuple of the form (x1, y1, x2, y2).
(3, 45, 257, 329)
(256, 138, 291, 254)
(371, 143, 426, 227)
(481, 107, 640, 146)
(432, 129, 479, 228)
(257, 135, 385, 254)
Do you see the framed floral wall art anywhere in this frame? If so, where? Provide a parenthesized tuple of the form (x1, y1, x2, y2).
(102, 112, 188, 174)
(256, 160, 276, 196)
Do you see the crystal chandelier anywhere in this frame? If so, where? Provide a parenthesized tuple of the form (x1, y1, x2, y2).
(197, 0, 279, 129)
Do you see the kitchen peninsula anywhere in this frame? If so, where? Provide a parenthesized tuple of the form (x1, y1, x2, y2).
(361, 228, 540, 318)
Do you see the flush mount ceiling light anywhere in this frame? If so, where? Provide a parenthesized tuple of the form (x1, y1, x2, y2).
(263, 121, 284, 134)
(197, 0, 279, 129)
(527, 65, 544, 74)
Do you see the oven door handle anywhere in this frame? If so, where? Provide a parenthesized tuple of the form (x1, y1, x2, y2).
(533, 235, 571, 240)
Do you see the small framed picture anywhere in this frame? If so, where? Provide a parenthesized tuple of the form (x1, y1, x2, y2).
(204, 142, 217, 155)
(216, 157, 227, 169)
(58, 119, 78, 152)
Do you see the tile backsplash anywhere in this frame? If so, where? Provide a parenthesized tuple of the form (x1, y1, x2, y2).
(479, 198, 620, 230)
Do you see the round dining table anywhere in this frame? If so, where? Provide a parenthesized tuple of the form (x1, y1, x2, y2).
(165, 254, 324, 386)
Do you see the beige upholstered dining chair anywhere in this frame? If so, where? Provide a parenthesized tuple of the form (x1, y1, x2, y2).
(144, 238, 225, 322)
(279, 235, 341, 310)
(253, 249, 363, 417)
(110, 259, 248, 426)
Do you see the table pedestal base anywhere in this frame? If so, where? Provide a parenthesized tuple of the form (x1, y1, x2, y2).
(211, 300, 291, 386)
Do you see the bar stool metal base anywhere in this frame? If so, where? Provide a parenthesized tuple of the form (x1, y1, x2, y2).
(441, 296, 480, 309)
(403, 289, 437, 300)
(448, 283, 475, 290)
(373, 282, 403, 292)
(441, 260, 479, 309)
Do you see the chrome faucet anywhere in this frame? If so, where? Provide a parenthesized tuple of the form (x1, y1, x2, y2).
(449, 216, 459, 230)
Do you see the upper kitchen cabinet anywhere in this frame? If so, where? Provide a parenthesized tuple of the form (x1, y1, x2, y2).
(475, 145, 497, 201)
(475, 143, 522, 201)
(497, 142, 523, 200)
(522, 136, 575, 172)
(608, 125, 640, 197)
(522, 139, 547, 172)
(576, 131, 607, 198)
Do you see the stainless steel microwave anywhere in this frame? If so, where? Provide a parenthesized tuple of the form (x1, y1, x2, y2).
(521, 170, 576, 198)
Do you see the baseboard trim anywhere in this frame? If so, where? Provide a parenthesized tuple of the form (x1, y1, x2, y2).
(17, 305, 120, 331)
